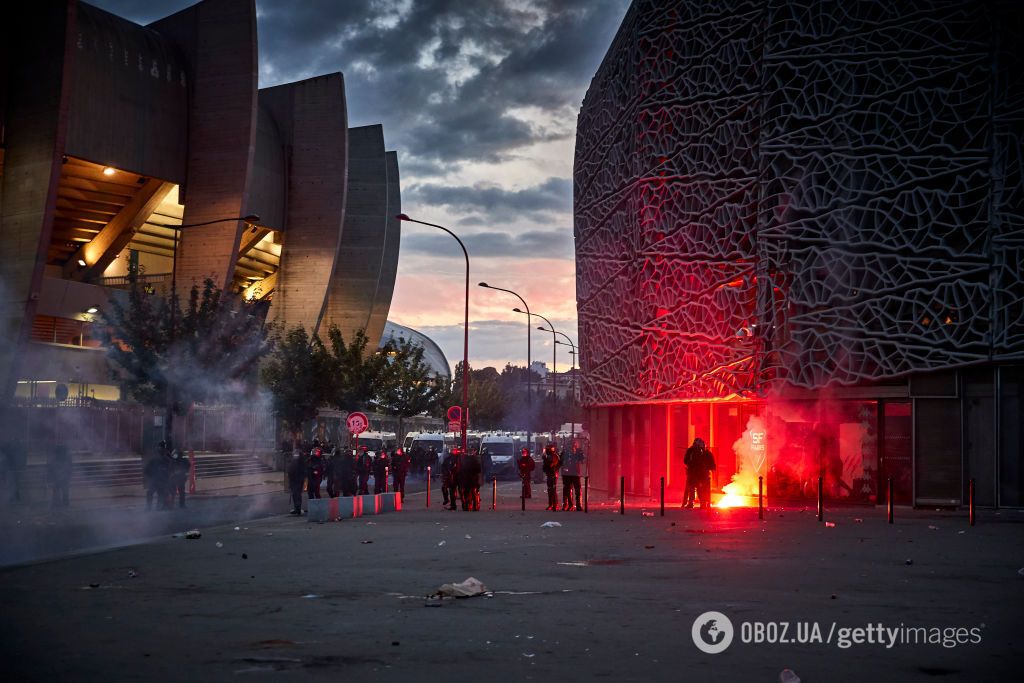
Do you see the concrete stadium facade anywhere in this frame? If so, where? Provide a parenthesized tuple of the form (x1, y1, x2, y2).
(0, 0, 401, 409)
(574, 0, 1024, 508)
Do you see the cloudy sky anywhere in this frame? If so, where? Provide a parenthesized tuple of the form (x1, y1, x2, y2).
(91, 0, 630, 373)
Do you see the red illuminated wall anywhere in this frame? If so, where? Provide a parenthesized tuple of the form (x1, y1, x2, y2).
(573, 0, 1024, 408)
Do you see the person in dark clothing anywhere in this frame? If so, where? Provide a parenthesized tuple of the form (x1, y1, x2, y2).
(517, 447, 535, 499)
(286, 450, 305, 515)
(47, 445, 72, 508)
(357, 446, 373, 495)
(542, 444, 561, 511)
(460, 450, 482, 511)
(391, 448, 409, 500)
(341, 449, 358, 496)
(679, 438, 704, 507)
(325, 446, 340, 498)
(561, 442, 585, 511)
(685, 438, 716, 509)
(373, 450, 390, 494)
(480, 448, 493, 484)
(3, 439, 27, 503)
(307, 444, 325, 501)
(143, 444, 170, 511)
(441, 448, 460, 510)
(169, 450, 189, 508)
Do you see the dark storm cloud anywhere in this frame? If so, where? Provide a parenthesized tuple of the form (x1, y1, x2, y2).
(407, 177, 571, 221)
(403, 228, 573, 260)
(88, 0, 630, 173)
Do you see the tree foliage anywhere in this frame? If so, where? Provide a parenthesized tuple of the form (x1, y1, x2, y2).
(376, 336, 441, 436)
(260, 326, 331, 441)
(99, 278, 271, 412)
(323, 324, 390, 412)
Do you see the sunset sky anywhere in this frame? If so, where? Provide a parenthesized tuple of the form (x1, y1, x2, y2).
(92, 0, 631, 373)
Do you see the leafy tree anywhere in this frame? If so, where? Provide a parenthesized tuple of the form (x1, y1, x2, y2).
(260, 326, 331, 447)
(99, 277, 270, 443)
(322, 325, 390, 411)
(451, 361, 507, 430)
(376, 336, 441, 441)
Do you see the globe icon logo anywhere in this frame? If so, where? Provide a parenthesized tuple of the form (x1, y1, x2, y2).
(691, 611, 734, 654)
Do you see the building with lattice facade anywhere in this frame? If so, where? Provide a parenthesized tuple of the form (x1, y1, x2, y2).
(574, 0, 1024, 507)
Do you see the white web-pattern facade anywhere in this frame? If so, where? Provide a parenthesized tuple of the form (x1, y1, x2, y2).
(574, 0, 1024, 407)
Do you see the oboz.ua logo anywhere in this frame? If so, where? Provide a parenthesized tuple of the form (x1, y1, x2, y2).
(692, 611, 734, 654)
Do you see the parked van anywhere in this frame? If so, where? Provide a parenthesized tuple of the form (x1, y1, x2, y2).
(480, 433, 520, 479)
(352, 431, 397, 456)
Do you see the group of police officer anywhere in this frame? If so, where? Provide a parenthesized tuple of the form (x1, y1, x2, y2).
(286, 439, 411, 515)
(142, 441, 190, 510)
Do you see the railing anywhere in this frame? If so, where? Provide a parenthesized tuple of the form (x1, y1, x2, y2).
(98, 272, 171, 288)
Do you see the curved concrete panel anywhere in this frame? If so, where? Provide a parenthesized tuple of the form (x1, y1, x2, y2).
(262, 73, 348, 335)
(365, 151, 401, 348)
(250, 104, 286, 233)
(67, 3, 189, 184)
(322, 125, 389, 346)
(151, 0, 258, 290)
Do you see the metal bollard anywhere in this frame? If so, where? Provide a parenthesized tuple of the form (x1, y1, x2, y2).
(817, 476, 823, 522)
(969, 478, 975, 526)
(660, 476, 665, 517)
(492, 477, 497, 511)
(620, 476, 625, 515)
(384, 467, 389, 494)
(426, 467, 431, 507)
(584, 476, 589, 513)
(521, 480, 526, 511)
(758, 475, 764, 520)
(887, 477, 893, 524)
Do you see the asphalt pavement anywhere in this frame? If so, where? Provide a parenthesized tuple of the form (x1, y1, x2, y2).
(1, 481, 1022, 682)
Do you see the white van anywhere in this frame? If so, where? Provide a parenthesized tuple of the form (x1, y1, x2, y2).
(352, 431, 397, 457)
(480, 433, 520, 479)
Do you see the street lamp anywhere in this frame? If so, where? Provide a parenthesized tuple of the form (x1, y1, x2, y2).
(478, 282, 533, 450)
(552, 337, 578, 441)
(514, 307, 558, 437)
(397, 214, 470, 454)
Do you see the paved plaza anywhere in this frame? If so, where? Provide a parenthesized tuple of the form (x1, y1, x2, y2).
(1, 483, 1021, 681)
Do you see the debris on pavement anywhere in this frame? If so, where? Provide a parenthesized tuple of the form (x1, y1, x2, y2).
(127, 569, 137, 578)
(234, 526, 240, 531)
(242, 553, 248, 560)
(438, 540, 446, 546)
(360, 540, 374, 544)
(905, 559, 914, 566)
(215, 542, 223, 548)
(644, 545, 655, 550)
(185, 530, 201, 539)
(825, 521, 836, 528)
(300, 594, 320, 599)
(779, 669, 801, 683)
(434, 577, 489, 599)
(928, 525, 939, 530)
(641, 511, 654, 518)
(464, 534, 472, 539)
(540, 521, 562, 528)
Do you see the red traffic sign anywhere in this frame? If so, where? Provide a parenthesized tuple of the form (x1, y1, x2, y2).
(346, 412, 369, 434)
(447, 420, 461, 432)
(446, 405, 462, 423)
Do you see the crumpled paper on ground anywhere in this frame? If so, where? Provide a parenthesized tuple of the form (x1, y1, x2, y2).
(435, 577, 489, 598)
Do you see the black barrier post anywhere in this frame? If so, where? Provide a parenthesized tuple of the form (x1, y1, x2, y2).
(584, 476, 589, 513)
(887, 477, 894, 524)
(492, 477, 497, 511)
(969, 478, 976, 526)
(384, 467, 389, 494)
(426, 467, 431, 507)
(620, 476, 625, 515)
(817, 476, 823, 522)
(758, 475, 764, 520)
(660, 476, 665, 517)
(521, 480, 526, 511)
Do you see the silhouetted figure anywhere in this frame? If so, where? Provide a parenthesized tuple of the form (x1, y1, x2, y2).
(307, 443, 325, 501)
(517, 448, 535, 499)
(441, 448, 460, 510)
(169, 449, 189, 508)
(542, 444, 561, 511)
(2, 439, 27, 503)
(682, 438, 704, 509)
(143, 443, 170, 511)
(391, 448, 409, 500)
(460, 450, 482, 511)
(357, 446, 373, 495)
(287, 450, 305, 515)
(340, 450, 358, 496)
(373, 450, 390, 494)
(561, 442, 585, 510)
(47, 445, 72, 508)
(326, 447, 341, 498)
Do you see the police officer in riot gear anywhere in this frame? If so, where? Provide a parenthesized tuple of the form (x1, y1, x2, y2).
(307, 441, 325, 501)
(357, 446, 373, 495)
(391, 448, 409, 500)
(170, 449, 189, 508)
(373, 449, 390, 494)
(287, 449, 305, 515)
(542, 444, 561, 511)
(461, 448, 482, 511)
(441, 447, 460, 510)
(561, 441, 585, 511)
(517, 447, 535, 500)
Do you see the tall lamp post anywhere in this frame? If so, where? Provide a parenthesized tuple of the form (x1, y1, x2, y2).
(397, 214, 470, 454)
(478, 283, 532, 452)
(147, 213, 260, 445)
(554, 338, 577, 441)
(514, 308, 557, 438)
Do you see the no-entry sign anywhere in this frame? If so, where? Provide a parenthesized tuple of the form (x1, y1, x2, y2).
(346, 411, 369, 434)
